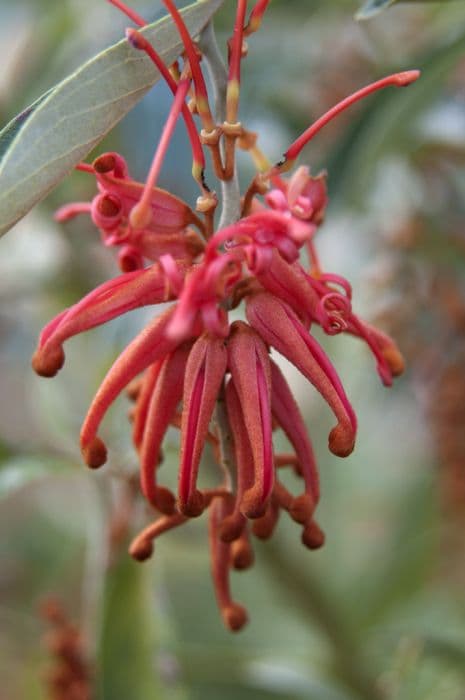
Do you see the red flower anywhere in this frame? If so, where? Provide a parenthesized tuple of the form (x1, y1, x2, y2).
(32, 0, 419, 630)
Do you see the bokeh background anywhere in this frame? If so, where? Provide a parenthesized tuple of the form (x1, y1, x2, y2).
(1, 1, 465, 698)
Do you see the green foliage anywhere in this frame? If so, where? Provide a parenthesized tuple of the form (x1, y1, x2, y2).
(356, 0, 457, 20)
(0, 0, 224, 237)
(97, 556, 160, 700)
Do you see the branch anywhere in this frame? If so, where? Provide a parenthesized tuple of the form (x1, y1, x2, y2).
(199, 21, 242, 229)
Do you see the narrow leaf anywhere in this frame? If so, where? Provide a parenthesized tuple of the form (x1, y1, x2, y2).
(0, 0, 224, 237)
(96, 556, 160, 700)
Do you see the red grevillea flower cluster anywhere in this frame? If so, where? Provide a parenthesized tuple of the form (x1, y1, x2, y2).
(32, 0, 417, 631)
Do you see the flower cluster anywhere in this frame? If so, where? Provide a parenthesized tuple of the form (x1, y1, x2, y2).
(32, 0, 417, 630)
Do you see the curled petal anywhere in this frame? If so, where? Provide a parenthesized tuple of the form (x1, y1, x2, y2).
(167, 255, 240, 341)
(140, 344, 191, 513)
(137, 229, 204, 264)
(348, 316, 404, 386)
(80, 308, 178, 468)
(246, 293, 357, 457)
(132, 362, 164, 450)
(93, 152, 130, 179)
(287, 167, 328, 224)
(54, 202, 92, 222)
(91, 193, 123, 231)
(301, 519, 325, 550)
(318, 273, 352, 300)
(209, 497, 248, 632)
(179, 334, 228, 516)
(251, 496, 280, 540)
(251, 249, 318, 325)
(207, 210, 300, 263)
(220, 379, 255, 542)
(227, 322, 273, 518)
(230, 528, 255, 570)
(270, 360, 320, 507)
(316, 293, 351, 335)
(32, 264, 178, 378)
(97, 171, 198, 234)
(118, 245, 144, 272)
(129, 512, 187, 562)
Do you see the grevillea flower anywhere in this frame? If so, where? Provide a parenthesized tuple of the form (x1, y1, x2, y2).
(32, 0, 420, 630)
(55, 152, 205, 272)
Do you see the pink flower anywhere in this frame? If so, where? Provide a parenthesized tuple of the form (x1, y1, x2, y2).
(55, 153, 205, 271)
(257, 166, 329, 244)
(32, 0, 419, 631)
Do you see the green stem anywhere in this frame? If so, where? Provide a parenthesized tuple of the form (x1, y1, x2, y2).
(199, 21, 241, 229)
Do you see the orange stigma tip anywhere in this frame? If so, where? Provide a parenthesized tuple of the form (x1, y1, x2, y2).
(395, 70, 421, 86)
(82, 437, 107, 469)
(328, 425, 355, 458)
(231, 540, 254, 570)
(125, 378, 142, 401)
(241, 487, 268, 520)
(153, 487, 177, 515)
(289, 494, 315, 525)
(179, 490, 205, 517)
(251, 514, 275, 540)
(383, 346, 405, 377)
(219, 515, 244, 543)
(301, 521, 325, 550)
(31, 347, 65, 378)
(129, 539, 154, 562)
(223, 604, 248, 632)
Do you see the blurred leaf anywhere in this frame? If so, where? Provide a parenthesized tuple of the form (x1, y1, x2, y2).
(356, 0, 396, 19)
(96, 556, 160, 700)
(0, 0, 224, 237)
(423, 636, 465, 675)
(0, 457, 66, 499)
(356, 0, 457, 20)
(0, 439, 13, 463)
(351, 472, 437, 630)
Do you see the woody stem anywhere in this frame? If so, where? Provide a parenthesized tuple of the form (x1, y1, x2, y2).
(199, 21, 241, 229)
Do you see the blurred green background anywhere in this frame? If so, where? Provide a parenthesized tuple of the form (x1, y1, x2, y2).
(1, 1, 465, 698)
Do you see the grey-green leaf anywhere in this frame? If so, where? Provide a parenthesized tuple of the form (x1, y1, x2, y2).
(356, 0, 454, 20)
(0, 89, 54, 163)
(0, 0, 224, 237)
